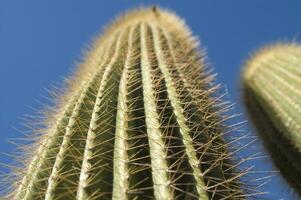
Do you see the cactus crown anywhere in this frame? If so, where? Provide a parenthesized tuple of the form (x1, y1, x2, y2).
(243, 43, 301, 196)
(2, 7, 262, 200)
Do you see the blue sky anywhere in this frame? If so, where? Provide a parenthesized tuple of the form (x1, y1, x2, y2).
(0, 1, 300, 199)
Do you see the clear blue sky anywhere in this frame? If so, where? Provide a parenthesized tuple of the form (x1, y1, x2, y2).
(0, 1, 300, 199)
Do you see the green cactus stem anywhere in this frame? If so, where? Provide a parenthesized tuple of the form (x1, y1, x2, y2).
(6, 7, 254, 200)
(242, 43, 301, 196)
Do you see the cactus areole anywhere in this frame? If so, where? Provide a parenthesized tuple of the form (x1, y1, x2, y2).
(9, 7, 247, 200)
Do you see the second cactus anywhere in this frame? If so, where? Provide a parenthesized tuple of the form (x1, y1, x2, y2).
(242, 43, 301, 196)
(9, 7, 250, 200)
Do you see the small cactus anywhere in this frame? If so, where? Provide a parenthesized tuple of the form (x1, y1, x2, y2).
(242, 43, 301, 196)
(4, 7, 258, 200)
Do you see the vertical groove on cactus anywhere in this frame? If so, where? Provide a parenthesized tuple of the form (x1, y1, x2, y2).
(75, 30, 127, 200)
(4, 7, 262, 200)
(242, 43, 301, 196)
(116, 24, 154, 199)
(77, 29, 133, 200)
(112, 24, 145, 199)
(157, 23, 239, 200)
(150, 23, 210, 199)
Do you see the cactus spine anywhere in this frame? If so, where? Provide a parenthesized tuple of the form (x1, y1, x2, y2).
(242, 43, 301, 196)
(8, 7, 250, 200)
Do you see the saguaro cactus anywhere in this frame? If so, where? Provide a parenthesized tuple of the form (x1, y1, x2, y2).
(7, 7, 251, 200)
(242, 44, 301, 196)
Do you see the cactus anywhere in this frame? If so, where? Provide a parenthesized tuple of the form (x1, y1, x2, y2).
(4, 7, 258, 200)
(242, 43, 301, 196)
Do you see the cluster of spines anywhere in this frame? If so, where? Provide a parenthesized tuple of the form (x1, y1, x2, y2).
(242, 43, 301, 196)
(1, 7, 263, 200)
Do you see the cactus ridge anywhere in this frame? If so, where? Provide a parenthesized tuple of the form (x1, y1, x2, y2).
(2, 7, 263, 200)
(243, 43, 301, 196)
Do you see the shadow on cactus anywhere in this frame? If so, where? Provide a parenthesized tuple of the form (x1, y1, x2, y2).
(242, 43, 301, 197)
(1, 7, 264, 200)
